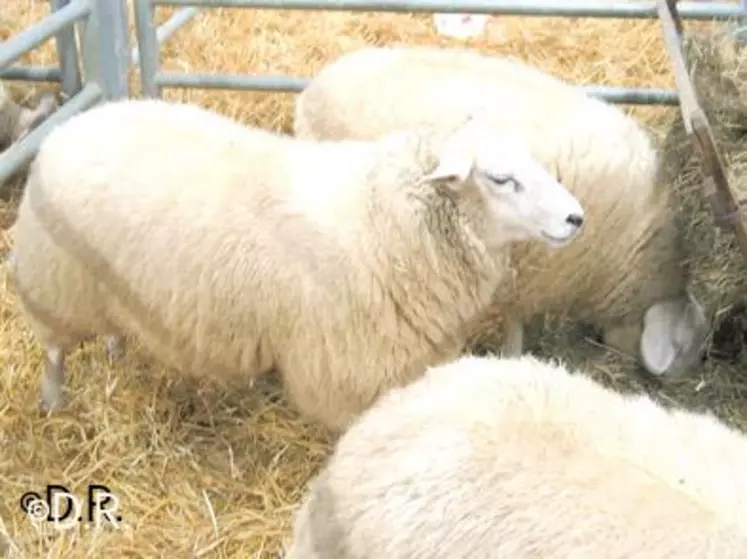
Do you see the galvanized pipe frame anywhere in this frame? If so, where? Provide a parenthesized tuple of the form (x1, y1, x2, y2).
(0, 0, 91, 70)
(1, 66, 62, 83)
(135, 0, 164, 98)
(0, 83, 103, 185)
(0, 0, 198, 186)
(0, 0, 94, 185)
(1, 6, 201, 85)
(0, 0, 133, 186)
(131, 7, 204, 65)
(0, 0, 81, 90)
(51, 0, 84, 100)
(155, 71, 685, 105)
(153, 0, 742, 18)
(134, 0, 747, 105)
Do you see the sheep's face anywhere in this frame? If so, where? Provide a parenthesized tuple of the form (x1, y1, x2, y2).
(421, 116, 586, 250)
(13, 92, 58, 145)
(639, 291, 710, 377)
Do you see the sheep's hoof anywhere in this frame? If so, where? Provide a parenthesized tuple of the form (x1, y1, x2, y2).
(503, 321, 524, 357)
(38, 391, 65, 414)
(39, 373, 65, 413)
(106, 335, 125, 365)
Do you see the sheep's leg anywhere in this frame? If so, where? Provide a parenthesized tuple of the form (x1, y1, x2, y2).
(503, 319, 524, 356)
(105, 335, 125, 365)
(601, 320, 642, 358)
(40, 344, 66, 412)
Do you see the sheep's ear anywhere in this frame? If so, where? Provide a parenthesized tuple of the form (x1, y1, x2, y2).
(422, 150, 475, 183)
(421, 114, 477, 184)
(640, 319, 677, 376)
(639, 293, 708, 376)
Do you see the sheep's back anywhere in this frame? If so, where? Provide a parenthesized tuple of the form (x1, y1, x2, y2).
(305, 356, 747, 557)
(14, 100, 311, 374)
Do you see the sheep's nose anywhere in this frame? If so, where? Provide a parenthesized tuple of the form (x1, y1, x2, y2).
(565, 213, 584, 228)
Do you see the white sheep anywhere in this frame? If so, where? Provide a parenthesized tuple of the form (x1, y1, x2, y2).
(286, 354, 747, 558)
(10, 98, 584, 430)
(293, 45, 710, 378)
(432, 13, 488, 39)
(0, 82, 56, 151)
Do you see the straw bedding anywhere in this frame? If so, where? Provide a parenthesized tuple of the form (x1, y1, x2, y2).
(515, 24, 747, 428)
(660, 27, 747, 362)
(0, 1, 745, 556)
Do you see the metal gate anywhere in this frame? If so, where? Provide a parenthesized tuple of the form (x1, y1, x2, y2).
(132, 0, 746, 103)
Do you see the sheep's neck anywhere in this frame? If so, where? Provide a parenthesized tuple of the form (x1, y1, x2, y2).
(361, 183, 504, 348)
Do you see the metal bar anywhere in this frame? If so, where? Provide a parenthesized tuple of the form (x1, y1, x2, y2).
(156, 71, 308, 91)
(0, 65, 62, 82)
(134, 0, 162, 97)
(581, 85, 678, 106)
(658, 0, 700, 132)
(656, 0, 747, 260)
(666, 0, 684, 36)
(0, 0, 91, 70)
(156, 71, 680, 105)
(691, 112, 747, 256)
(153, 0, 744, 20)
(131, 7, 203, 65)
(0, 83, 102, 187)
(83, 0, 131, 100)
(740, 0, 747, 43)
(51, 0, 84, 100)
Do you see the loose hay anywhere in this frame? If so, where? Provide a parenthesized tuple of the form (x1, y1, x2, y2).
(660, 25, 747, 360)
(1, 1, 746, 556)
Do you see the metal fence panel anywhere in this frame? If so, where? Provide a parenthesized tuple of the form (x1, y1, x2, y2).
(134, 0, 163, 98)
(131, 7, 203, 65)
(0, 0, 199, 187)
(0, 83, 103, 185)
(154, 71, 683, 105)
(3, 0, 747, 189)
(0, 0, 91, 70)
(153, 0, 743, 19)
(82, 0, 131, 101)
(1, 65, 62, 82)
(0, 0, 131, 187)
(132, 0, 747, 106)
(51, 0, 84, 99)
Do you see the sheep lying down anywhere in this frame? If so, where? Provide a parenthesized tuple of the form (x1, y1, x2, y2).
(294, 45, 710, 379)
(10, 98, 584, 430)
(0, 81, 56, 151)
(287, 354, 747, 558)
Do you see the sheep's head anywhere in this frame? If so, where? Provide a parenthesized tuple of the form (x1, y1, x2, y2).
(13, 92, 58, 145)
(420, 112, 585, 251)
(639, 290, 710, 377)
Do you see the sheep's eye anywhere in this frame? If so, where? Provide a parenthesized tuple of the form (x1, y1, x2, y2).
(489, 174, 523, 192)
